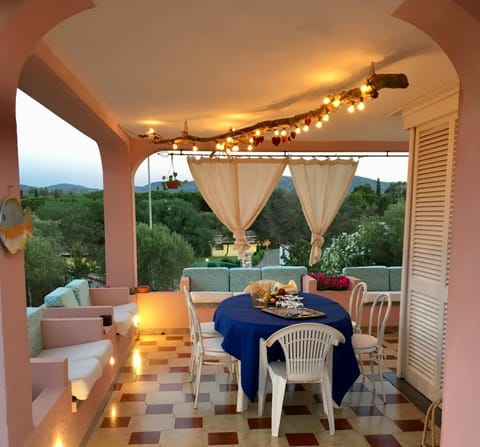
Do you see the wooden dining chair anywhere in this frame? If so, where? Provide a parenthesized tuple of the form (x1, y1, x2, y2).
(351, 292, 392, 402)
(258, 322, 345, 436)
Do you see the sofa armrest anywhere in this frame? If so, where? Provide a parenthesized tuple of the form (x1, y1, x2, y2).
(42, 306, 113, 318)
(302, 275, 317, 293)
(89, 287, 132, 306)
(179, 276, 190, 292)
(31, 358, 68, 390)
(41, 318, 104, 348)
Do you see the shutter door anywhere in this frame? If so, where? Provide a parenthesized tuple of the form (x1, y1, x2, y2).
(403, 116, 455, 400)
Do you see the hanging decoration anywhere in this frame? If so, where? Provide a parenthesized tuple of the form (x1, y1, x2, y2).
(0, 196, 33, 254)
(140, 63, 408, 155)
(162, 153, 185, 190)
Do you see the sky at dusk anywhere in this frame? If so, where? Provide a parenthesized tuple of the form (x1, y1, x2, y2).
(16, 90, 408, 189)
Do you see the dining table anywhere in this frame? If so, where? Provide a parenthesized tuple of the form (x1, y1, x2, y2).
(213, 292, 360, 412)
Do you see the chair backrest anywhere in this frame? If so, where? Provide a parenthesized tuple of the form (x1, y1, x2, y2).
(263, 323, 345, 382)
(366, 293, 392, 345)
(348, 281, 367, 326)
(183, 286, 203, 350)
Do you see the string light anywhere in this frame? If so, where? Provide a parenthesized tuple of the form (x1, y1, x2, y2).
(139, 63, 409, 154)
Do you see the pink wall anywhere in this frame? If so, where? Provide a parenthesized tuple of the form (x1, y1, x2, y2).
(395, 1, 480, 445)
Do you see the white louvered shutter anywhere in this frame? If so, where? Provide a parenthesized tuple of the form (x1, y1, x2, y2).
(403, 115, 456, 401)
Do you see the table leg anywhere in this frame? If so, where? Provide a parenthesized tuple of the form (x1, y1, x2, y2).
(236, 360, 248, 412)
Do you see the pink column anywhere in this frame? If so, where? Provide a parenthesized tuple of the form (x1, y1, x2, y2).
(0, 1, 93, 445)
(395, 1, 480, 445)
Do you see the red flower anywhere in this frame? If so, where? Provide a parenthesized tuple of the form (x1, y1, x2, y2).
(308, 272, 349, 291)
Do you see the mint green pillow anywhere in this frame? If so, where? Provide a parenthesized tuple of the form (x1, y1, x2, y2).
(65, 279, 91, 306)
(44, 287, 79, 307)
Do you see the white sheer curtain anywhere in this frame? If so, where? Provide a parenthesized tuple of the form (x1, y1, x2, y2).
(188, 157, 287, 259)
(288, 158, 358, 265)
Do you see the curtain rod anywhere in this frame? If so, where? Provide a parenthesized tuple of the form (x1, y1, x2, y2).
(157, 151, 408, 158)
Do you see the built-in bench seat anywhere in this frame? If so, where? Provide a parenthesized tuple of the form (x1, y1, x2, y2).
(42, 279, 138, 336)
(27, 307, 113, 400)
(180, 266, 308, 304)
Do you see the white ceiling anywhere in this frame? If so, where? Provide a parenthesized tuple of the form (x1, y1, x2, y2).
(42, 0, 456, 145)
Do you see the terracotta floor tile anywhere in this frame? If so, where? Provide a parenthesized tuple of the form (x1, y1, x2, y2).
(166, 335, 184, 340)
(350, 406, 383, 416)
(219, 383, 238, 392)
(285, 432, 319, 446)
(283, 405, 311, 415)
(247, 417, 271, 429)
(383, 394, 409, 404)
(157, 346, 176, 351)
(128, 430, 161, 444)
(364, 434, 402, 447)
(136, 374, 158, 382)
(214, 404, 238, 415)
(177, 352, 191, 358)
(185, 392, 210, 403)
(174, 416, 203, 428)
(113, 383, 123, 390)
(100, 416, 131, 428)
(120, 393, 147, 402)
(394, 419, 425, 431)
(145, 404, 173, 414)
(148, 359, 168, 365)
(320, 418, 352, 430)
(169, 366, 189, 373)
(208, 432, 239, 445)
(159, 382, 183, 391)
(139, 341, 157, 346)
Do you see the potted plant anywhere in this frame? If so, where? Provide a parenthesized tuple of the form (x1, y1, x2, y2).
(163, 172, 180, 189)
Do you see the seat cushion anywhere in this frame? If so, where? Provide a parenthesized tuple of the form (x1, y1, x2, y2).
(342, 266, 390, 291)
(190, 291, 233, 304)
(351, 333, 378, 351)
(44, 287, 79, 307)
(261, 266, 307, 290)
(113, 308, 133, 336)
(65, 279, 92, 306)
(229, 268, 261, 292)
(37, 339, 113, 366)
(68, 357, 104, 400)
(114, 303, 139, 315)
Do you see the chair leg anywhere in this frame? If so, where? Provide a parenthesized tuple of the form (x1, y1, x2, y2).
(194, 357, 203, 409)
(270, 375, 287, 437)
(377, 350, 386, 403)
(320, 374, 335, 435)
(258, 359, 268, 416)
(188, 344, 196, 383)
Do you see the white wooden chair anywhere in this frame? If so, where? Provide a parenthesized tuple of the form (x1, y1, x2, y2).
(351, 292, 392, 402)
(258, 322, 345, 437)
(184, 287, 222, 338)
(349, 281, 367, 334)
(184, 287, 234, 408)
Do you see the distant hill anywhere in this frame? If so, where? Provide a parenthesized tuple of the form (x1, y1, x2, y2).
(20, 183, 100, 194)
(21, 176, 402, 195)
(135, 175, 399, 194)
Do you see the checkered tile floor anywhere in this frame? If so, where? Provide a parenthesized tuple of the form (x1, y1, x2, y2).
(85, 329, 432, 446)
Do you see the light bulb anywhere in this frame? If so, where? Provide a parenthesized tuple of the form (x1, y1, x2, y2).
(192, 145, 198, 151)
(315, 121, 323, 129)
(357, 101, 365, 111)
(322, 114, 330, 122)
(332, 98, 341, 108)
(360, 84, 371, 94)
(172, 143, 178, 150)
(249, 137, 254, 144)
(147, 128, 155, 135)
(232, 145, 239, 151)
(247, 144, 253, 151)
(348, 104, 355, 113)
(323, 97, 331, 105)
(295, 127, 301, 134)
(303, 125, 310, 132)
(255, 129, 261, 136)
(280, 129, 287, 137)
(226, 136, 233, 143)
(274, 129, 280, 136)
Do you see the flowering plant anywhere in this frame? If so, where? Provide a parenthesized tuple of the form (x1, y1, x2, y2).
(307, 272, 349, 291)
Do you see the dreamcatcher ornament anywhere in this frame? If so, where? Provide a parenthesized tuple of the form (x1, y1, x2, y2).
(0, 196, 33, 254)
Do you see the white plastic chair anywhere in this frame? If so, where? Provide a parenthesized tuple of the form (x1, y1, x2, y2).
(258, 322, 345, 437)
(348, 281, 367, 334)
(184, 287, 234, 408)
(351, 292, 392, 402)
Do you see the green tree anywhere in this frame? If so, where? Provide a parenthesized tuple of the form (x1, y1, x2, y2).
(136, 223, 194, 290)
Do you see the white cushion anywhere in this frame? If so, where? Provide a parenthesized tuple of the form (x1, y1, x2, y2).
(351, 333, 378, 350)
(113, 309, 133, 336)
(190, 291, 233, 304)
(200, 321, 222, 337)
(37, 339, 113, 366)
(114, 303, 138, 315)
(68, 357, 103, 400)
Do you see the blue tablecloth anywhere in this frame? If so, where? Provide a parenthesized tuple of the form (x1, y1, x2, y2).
(213, 293, 360, 405)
